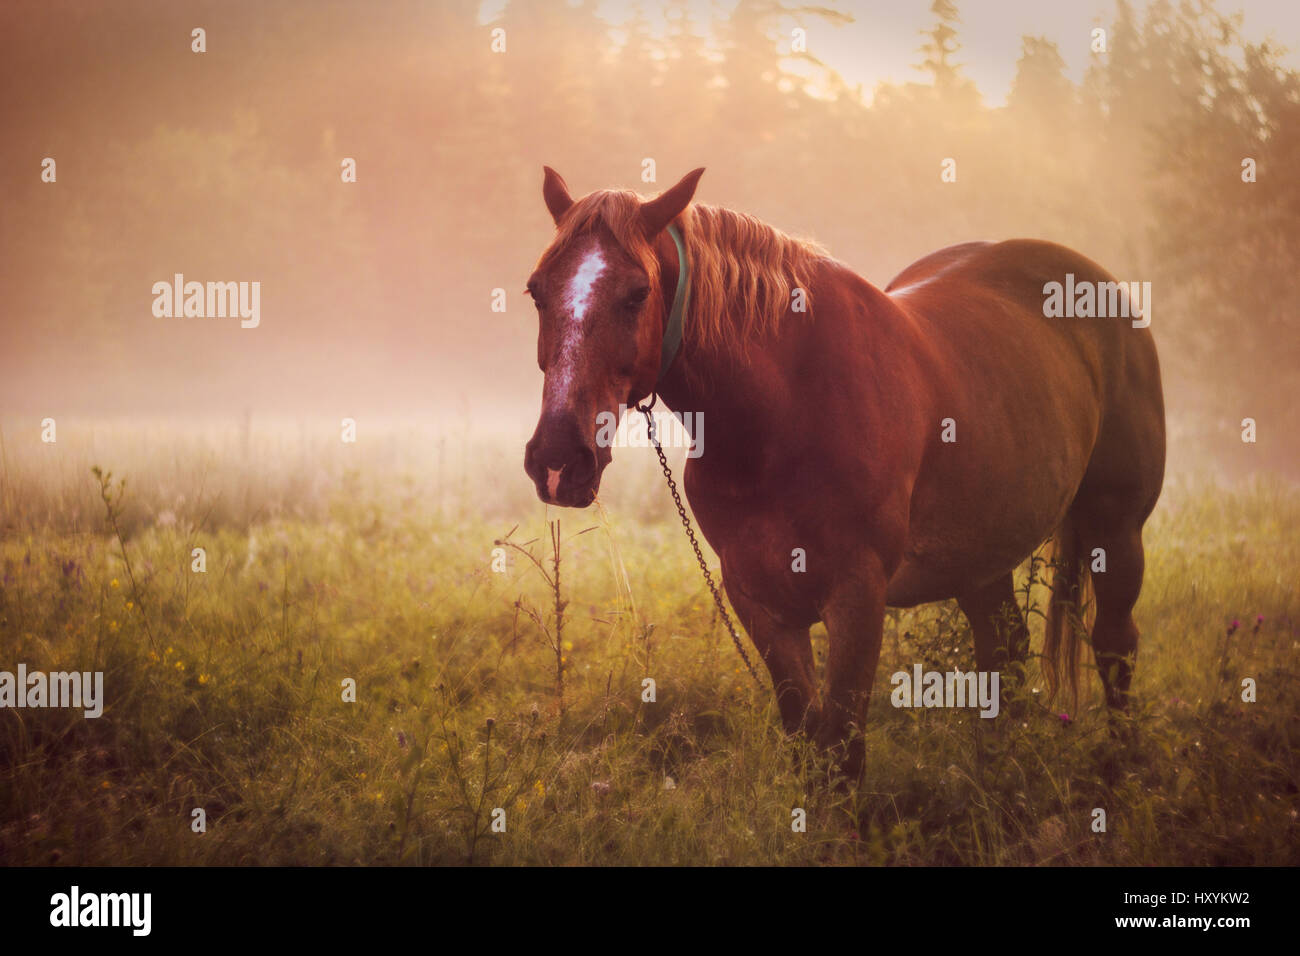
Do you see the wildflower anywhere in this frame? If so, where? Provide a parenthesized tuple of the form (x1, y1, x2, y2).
(108, 621, 119, 633)
(1058, 712, 1072, 725)
(562, 641, 573, 652)
(590, 780, 611, 795)
(110, 578, 119, 589)
(100, 780, 111, 790)
(125, 601, 134, 611)
(175, 660, 185, 672)
(198, 674, 210, 685)
(396, 731, 407, 748)
(534, 779, 545, 798)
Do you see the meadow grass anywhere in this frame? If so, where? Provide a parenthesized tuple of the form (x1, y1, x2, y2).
(0, 421, 1296, 865)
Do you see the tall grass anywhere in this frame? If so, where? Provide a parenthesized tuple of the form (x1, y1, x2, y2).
(0, 420, 1296, 864)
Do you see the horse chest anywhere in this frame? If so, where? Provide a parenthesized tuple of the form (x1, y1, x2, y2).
(684, 472, 832, 619)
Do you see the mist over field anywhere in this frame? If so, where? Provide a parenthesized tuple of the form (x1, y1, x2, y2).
(1, 0, 1297, 480)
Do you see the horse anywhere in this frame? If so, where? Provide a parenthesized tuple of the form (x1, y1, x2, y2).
(522, 166, 1166, 777)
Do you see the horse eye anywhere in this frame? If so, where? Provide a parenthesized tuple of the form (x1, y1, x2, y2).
(625, 287, 650, 309)
(526, 279, 544, 308)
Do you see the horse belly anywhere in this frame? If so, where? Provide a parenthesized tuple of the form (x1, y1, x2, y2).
(886, 510, 1061, 607)
(887, 427, 1093, 605)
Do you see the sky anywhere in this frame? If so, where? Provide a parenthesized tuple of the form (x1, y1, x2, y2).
(481, 0, 1300, 106)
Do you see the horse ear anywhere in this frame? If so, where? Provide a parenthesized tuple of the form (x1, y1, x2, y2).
(542, 166, 574, 225)
(640, 167, 705, 236)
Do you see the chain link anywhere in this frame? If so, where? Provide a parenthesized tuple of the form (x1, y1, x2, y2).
(637, 399, 765, 688)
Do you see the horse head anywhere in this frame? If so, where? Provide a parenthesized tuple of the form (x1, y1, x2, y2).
(523, 166, 703, 507)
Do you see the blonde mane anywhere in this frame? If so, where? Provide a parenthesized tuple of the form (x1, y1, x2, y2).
(537, 189, 829, 351)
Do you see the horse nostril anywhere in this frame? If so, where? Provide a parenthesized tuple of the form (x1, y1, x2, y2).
(567, 446, 597, 487)
(525, 438, 566, 476)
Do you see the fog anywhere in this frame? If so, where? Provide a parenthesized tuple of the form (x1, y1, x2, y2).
(2, 0, 1297, 478)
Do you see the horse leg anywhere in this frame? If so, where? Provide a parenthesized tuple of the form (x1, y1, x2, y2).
(1082, 520, 1146, 710)
(957, 573, 1029, 717)
(726, 584, 818, 734)
(816, 563, 888, 780)
(956, 573, 1029, 674)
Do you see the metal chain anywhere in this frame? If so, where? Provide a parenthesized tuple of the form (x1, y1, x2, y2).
(636, 397, 765, 688)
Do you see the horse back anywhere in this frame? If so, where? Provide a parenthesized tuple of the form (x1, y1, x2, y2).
(883, 240, 996, 293)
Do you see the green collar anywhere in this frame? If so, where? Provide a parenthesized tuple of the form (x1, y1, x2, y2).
(658, 223, 689, 384)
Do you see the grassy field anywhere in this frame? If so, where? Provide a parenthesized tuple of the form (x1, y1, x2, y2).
(0, 420, 1296, 865)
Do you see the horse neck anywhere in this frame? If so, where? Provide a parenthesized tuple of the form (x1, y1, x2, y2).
(649, 246, 907, 473)
(654, 317, 782, 473)
(648, 226, 809, 469)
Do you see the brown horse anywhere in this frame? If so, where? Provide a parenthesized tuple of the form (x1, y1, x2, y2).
(523, 167, 1165, 776)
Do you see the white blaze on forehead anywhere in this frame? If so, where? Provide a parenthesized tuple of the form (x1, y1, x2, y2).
(544, 240, 609, 410)
(566, 247, 607, 321)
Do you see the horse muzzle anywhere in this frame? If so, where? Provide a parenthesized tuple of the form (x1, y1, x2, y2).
(524, 414, 610, 508)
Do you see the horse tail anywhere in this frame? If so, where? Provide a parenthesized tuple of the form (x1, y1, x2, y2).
(1042, 516, 1094, 714)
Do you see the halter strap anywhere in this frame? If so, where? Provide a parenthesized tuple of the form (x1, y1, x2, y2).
(657, 223, 689, 384)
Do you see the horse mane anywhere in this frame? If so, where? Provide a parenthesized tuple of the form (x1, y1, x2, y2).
(538, 189, 829, 352)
